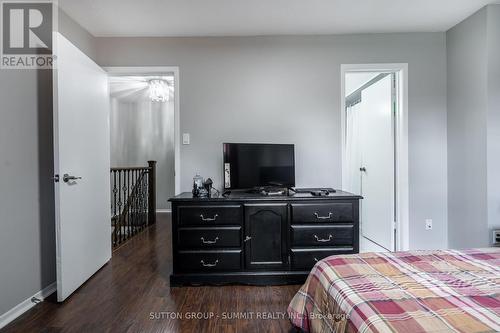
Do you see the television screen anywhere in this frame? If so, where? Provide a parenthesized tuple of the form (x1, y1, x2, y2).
(223, 143, 295, 189)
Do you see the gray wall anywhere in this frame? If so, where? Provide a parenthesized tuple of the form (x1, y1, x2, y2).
(487, 5, 500, 236)
(96, 33, 448, 250)
(0, 10, 96, 318)
(447, 8, 488, 248)
(0, 69, 55, 317)
(447, 5, 500, 248)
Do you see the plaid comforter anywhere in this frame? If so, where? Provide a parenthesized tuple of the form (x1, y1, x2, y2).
(288, 248, 500, 333)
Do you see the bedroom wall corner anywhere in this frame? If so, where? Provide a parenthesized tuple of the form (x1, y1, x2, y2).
(446, 5, 500, 249)
(486, 5, 500, 239)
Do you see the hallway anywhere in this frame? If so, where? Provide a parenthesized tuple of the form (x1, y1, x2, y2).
(3, 214, 300, 333)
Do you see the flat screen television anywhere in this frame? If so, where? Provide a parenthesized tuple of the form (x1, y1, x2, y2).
(223, 143, 295, 189)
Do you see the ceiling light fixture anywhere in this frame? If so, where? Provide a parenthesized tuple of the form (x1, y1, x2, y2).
(148, 79, 169, 102)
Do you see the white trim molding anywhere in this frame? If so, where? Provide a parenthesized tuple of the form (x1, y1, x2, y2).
(104, 66, 181, 195)
(340, 63, 409, 251)
(0, 282, 56, 330)
(156, 209, 172, 214)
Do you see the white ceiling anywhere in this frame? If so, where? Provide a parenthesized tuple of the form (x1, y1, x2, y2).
(59, 0, 499, 37)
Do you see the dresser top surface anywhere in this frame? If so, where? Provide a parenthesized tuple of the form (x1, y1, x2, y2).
(169, 190, 362, 202)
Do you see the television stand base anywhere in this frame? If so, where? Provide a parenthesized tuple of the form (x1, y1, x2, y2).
(245, 187, 288, 196)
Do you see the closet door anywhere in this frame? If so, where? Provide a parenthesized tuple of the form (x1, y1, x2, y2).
(358, 75, 395, 251)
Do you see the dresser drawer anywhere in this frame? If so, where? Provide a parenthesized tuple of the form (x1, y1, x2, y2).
(178, 250, 242, 272)
(291, 224, 354, 247)
(178, 205, 242, 226)
(291, 202, 353, 223)
(178, 227, 241, 249)
(291, 248, 354, 271)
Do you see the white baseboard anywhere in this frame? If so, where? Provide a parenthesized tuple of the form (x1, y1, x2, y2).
(156, 209, 172, 213)
(0, 282, 56, 329)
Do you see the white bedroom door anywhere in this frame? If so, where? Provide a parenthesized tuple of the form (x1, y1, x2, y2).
(53, 33, 111, 301)
(358, 74, 395, 251)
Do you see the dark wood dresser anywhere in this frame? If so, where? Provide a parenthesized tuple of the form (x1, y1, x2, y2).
(169, 190, 361, 286)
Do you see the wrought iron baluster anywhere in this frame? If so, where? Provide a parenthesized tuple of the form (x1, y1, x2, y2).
(144, 174, 148, 228)
(142, 172, 145, 229)
(123, 170, 129, 240)
(112, 170, 117, 247)
(134, 169, 139, 234)
(130, 170, 135, 237)
(139, 173, 143, 232)
(145, 172, 149, 226)
(138, 173, 143, 231)
(118, 170, 123, 245)
(144, 170, 148, 226)
(127, 170, 131, 238)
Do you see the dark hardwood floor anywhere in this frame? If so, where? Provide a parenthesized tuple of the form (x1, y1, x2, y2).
(2, 213, 301, 333)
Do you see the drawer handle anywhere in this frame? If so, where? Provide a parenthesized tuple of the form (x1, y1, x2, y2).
(314, 234, 333, 242)
(314, 212, 333, 220)
(200, 236, 219, 244)
(200, 214, 218, 222)
(200, 259, 219, 267)
(314, 257, 319, 262)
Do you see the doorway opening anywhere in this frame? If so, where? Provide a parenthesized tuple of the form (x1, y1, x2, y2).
(108, 74, 175, 207)
(106, 67, 180, 248)
(341, 64, 409, 252)
(106, 67, 180, 201)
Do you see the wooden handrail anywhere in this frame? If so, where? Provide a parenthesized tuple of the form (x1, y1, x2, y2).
(110, 166, 150, 171)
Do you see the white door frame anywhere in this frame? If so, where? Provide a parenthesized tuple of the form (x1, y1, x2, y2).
(340, 63, 409, 251)
(104, 66, 181, 195)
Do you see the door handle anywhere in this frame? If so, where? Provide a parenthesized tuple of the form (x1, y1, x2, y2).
(360, 167, 367, 172)
(63, 174, 82, 183)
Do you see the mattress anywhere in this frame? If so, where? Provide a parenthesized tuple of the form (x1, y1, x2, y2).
(288, 248, 500, 333)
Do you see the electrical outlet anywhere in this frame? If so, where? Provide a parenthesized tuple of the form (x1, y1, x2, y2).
(425, 219, 433, 230)
(493, 230, 500, 246)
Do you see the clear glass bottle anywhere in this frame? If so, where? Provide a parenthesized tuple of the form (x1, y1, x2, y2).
(193, 174, 203, 189)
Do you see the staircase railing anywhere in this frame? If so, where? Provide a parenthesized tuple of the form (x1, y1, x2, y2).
(110, 160, 156, 248)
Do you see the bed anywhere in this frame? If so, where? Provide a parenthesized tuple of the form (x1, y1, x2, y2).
(288, 248, 500, 333)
